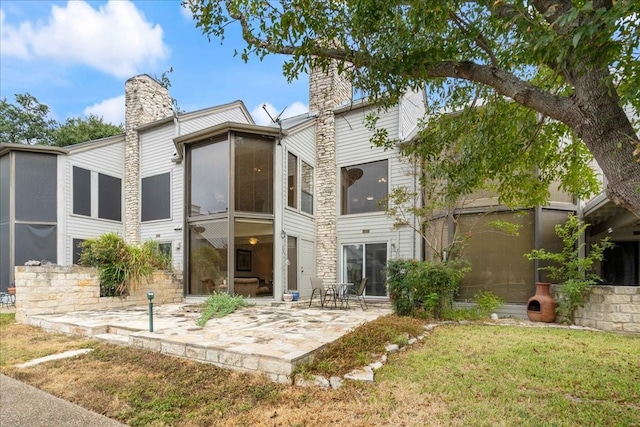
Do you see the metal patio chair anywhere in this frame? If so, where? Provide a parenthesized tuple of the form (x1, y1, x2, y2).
(345, 277, 368, 310)
(309, 277, 327, 307)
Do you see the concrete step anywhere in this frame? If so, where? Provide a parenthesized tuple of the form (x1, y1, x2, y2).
(93, 333, 130, 346)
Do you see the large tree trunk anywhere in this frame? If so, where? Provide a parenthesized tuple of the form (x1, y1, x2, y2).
(565, 67, 640, 218)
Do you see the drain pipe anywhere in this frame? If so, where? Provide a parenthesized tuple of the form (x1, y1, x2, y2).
(147, 291, 155, 332)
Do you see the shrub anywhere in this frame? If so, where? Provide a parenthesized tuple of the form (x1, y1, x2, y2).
(196, 292, 253, 327)
(386, 259, 469, 319)
(80, 233, 169, 297)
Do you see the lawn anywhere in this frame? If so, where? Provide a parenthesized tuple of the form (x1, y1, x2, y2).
(1, 313, 638, 426)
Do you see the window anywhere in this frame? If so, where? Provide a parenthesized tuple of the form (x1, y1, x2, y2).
(190, 140, 229, 216)
(72, 238, 86, 265)
(142, 172, 170, 221)
(341, 160, 388, 215)
(16, 152, 57, 222)
(287, 152, 314, 215)
(234, 135, 273, 213)
(73, 167, 91, 216)
(98, 173, 122, 221)
(301, 161, 313, 215)
(287, 152, 297, 209)
(72, 166, 122, 221)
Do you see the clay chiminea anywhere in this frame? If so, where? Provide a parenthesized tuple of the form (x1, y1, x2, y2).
(527, 282, 556, 323)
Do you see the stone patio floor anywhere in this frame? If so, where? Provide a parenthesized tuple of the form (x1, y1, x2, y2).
(23, 301, 392, 383)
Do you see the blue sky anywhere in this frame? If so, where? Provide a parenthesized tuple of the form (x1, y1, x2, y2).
(0, 0, 309, 126)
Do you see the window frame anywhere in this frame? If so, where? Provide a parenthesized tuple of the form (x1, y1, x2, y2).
(286, 150, 314, 216)
(340, 159, 389, 215)
(141, 172, 171, 222)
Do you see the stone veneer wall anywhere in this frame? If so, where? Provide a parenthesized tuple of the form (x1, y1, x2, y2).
(309, 62, 352, 282)
(124, 75, 173, 244)
(552, 284, 640, 333)
(14, 266, 183, 323)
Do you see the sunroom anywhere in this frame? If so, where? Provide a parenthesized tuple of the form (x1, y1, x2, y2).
(175, 123, 283, 299)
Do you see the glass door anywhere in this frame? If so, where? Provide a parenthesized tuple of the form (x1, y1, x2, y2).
(342, 243, 388, 297)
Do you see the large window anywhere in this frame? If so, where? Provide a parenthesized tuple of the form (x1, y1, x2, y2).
(235, 135, 273, 213)
(142, 172, 171, 221)
(341, 160, 388, 215)
(98, 173, 122, 221)
(189, 220, 228, 295)
(190, 140, 229, 216)
(186, 131, 275, 296)
(72, 166, 121, 221)
(73, 167, 91, 216)
(287, 151, 314, 215)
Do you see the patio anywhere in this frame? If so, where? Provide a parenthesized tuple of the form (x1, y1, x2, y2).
(23, 301, 392, 383)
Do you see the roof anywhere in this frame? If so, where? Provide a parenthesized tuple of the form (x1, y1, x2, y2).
(0, 143, 67, 156)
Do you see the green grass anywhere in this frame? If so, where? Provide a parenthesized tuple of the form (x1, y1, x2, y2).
(376, 324, 640, 426)
(2, 313, 638, 426)
(0, 313, 15, 327)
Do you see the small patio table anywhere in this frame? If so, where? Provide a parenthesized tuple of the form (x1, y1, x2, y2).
(323, 283, 353, 309)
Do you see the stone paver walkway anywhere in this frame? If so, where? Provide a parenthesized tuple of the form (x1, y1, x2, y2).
(25, 302, 392, 382)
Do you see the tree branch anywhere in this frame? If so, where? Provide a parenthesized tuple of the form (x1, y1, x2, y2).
(448, 11, 499, 67)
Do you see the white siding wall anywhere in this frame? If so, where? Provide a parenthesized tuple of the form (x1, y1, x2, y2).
(179, 107, 251, 135)
(399, 90, 426, 140)
(139, 124, 184, 271)
(336, 105, 420, 275)
(63, 141, 125, 265)
(281, 124, 316, 242)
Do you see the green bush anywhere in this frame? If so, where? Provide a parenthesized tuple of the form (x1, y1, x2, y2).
(79, 233, 169, 297)
(196, 292, 253, 327)
(386, 259, 468, 319)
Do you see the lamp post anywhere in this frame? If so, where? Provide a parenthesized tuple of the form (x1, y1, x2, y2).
(147, 291, 155, 332)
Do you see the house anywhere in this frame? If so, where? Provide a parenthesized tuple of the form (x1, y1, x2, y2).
(1, 69, 637, 321)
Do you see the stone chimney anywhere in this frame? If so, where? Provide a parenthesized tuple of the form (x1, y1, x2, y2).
(124, 75, 173, 244)
(309, 61, 352, 282)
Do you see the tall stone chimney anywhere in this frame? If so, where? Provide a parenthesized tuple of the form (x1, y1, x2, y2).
(124, 75, 173, 244)
(309, 61, 352, 282)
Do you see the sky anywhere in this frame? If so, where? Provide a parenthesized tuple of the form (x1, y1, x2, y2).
(0, 0, 309, 127)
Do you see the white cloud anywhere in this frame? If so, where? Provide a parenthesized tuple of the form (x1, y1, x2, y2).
(251, 102, 309, 126)
(84, 95, 125, 125)
(0, 1, 168, 78)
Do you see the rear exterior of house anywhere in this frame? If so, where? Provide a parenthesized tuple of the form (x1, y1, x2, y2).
(2, 71, 637, 318)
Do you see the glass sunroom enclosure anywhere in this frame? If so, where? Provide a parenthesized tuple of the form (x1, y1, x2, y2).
(180, 125, 279, 298)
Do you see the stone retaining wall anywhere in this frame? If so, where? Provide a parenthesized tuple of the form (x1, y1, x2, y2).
(553, 285, 640, 333)
(14, 266, 183, 323)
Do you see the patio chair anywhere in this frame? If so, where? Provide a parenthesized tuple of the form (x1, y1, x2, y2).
(345, 277, 368, 310)
(309, 277, 326, 307)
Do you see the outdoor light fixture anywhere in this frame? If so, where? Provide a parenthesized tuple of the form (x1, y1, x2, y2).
(147, 291, 155, 332)
(248, 237, 259, 245)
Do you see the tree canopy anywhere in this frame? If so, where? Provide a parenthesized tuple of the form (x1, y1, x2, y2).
(54, 115, 123, 147)
(0, 93, 57, 145)
(0, 93, 123, 147)
(187, 0, 640, 215)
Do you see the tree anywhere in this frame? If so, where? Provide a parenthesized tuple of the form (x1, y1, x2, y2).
(0, 93, 57, 145)
(53, 115, 123, 147)
(0, 93, 123, 147)
(187, 1, 640, 214)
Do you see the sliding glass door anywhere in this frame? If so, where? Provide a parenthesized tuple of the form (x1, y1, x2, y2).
(342, 243, 387, 297)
